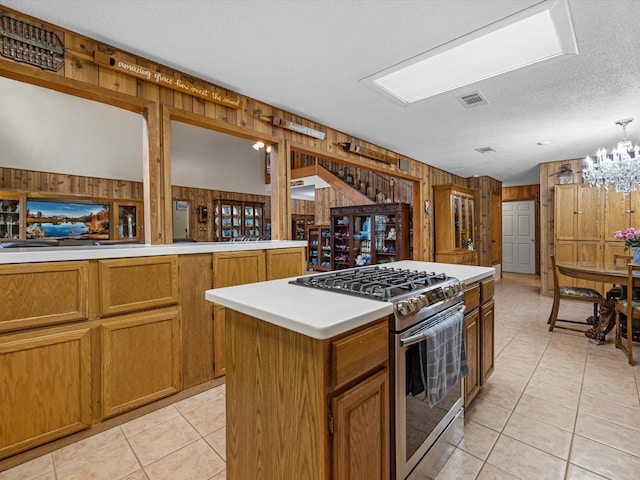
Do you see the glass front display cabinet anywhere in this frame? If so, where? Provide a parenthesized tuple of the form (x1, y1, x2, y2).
(330, 203, 411, 270)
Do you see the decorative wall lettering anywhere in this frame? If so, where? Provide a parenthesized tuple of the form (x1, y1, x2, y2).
(0, 15, 64, 71)
(93, 50, 242, 109)
(336, 142, 396, 165)
(259, 115, 325, 140)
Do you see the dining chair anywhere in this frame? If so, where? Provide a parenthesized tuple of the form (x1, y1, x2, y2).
(607, 254, 633, 300)
(614, 263, 640, 365)
(548, 255, 604, 332)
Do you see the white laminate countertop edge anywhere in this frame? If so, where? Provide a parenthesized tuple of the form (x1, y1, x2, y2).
(0, 240, 308, 264)
(206, 260, 496, 339)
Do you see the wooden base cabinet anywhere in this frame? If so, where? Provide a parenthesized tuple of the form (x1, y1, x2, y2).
(0, 327, 91, 459)
(480, 299, 495, 384)
(463, 277, 495, 408)
(331, 369, 389, 480)
(265, 247, 306, 280)
(100, 307, 181, 419)
(463, 308, 481, 407)
(226, 311, 389, 480)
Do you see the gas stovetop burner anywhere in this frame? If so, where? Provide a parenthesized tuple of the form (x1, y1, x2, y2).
(290, 266, 451, 301)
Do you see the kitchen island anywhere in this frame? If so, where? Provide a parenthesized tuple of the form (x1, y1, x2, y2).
(0, 240, 306, 468)
(205, 260, 495, 479)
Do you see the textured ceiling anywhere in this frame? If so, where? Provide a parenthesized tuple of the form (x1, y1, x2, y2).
(4, 0, 640, 187)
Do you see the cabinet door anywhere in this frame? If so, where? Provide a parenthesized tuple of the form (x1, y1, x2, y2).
(604, 189, 630, 238)
(113, 201, 143, 241)
(631, 191, 640, 228)
(463, 309, 480, 408)
(332, 214, 352, 270)
(265, 247, 306, 280)
(211, 250, 266, 378)
(555, 185, 577, 240)
(0, 194, 24, 240)
(101, 307, 181, 419)
(331, 368, 389, 480)
(577, 185, 601, 241)
(213, 250, 266, 287)
(0, 327, 91, 459)
(480, 300, 495, 384)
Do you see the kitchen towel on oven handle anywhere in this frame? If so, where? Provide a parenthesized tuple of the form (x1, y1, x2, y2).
(418, 308, 469, 408)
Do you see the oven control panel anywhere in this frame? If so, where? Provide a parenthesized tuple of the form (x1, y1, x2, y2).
(395, 280, 465, 316)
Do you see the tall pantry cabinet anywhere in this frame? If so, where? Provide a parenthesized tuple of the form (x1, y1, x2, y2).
(554, 184, 601, 290)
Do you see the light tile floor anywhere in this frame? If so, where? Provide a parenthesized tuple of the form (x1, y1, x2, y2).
(1, 273, 639, 480)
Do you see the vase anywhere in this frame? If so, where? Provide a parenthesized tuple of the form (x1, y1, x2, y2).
(633, 247, 640, 265)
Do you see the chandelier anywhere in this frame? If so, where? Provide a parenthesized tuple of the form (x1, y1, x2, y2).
(582, 118, 640, 194)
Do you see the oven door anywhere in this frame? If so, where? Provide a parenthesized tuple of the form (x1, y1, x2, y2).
(393, 303, 465, 479)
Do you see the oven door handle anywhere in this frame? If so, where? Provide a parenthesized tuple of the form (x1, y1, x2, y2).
(399, 304, 466, 347)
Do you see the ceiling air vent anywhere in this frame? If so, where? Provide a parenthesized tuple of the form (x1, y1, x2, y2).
(457, 91, 488, 108)
(474, 146, 496, 154)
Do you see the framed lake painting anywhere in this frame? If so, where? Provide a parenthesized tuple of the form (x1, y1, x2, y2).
(26, 199, 110, 240)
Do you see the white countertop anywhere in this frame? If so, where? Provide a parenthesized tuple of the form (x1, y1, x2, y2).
(0, 240, 307, 264)
(205, 260, 496, 339)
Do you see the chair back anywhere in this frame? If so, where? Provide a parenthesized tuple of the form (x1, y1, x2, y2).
(613, 253, 633, 269)
(551, 255, 560, 288)
(626, 263, 640, 310)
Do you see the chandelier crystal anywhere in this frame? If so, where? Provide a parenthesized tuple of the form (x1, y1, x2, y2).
(582, 118, 640, 194)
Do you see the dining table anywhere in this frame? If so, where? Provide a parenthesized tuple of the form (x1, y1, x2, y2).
(555, 260, 640, 343)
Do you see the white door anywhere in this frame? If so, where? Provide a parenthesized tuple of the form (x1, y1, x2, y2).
(502, 201, 535, 274)
(172, 200, 190, 239)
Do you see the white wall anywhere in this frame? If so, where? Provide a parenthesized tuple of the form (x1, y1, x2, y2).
(170, 121, 268, 195)
(0, 76, 144, 181)
(0, 76, 269, 196)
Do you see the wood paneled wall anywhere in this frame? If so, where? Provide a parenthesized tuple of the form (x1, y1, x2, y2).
(0, 5, 501, 263)
(502, 185, 540, 202)
(0, 167, 144, 200)
(468, 176, 503, 267)
(290, 199, 315, 217)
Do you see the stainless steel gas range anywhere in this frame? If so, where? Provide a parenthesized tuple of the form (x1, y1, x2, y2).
(290, 265, 467, 479)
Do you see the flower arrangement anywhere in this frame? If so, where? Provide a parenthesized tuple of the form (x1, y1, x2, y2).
(613, 227, 640, 250)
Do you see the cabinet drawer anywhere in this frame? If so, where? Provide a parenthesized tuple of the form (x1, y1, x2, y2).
(0, 261, 89, 333)
(459, 251, 478, 265)
(480, 278, 494, 304)
(98, 256, 179, 317)
(464, 283, 480, 311)
(331, 320, 388, 389)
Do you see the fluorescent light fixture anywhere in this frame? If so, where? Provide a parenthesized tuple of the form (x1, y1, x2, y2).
(362, 0, 578, 104)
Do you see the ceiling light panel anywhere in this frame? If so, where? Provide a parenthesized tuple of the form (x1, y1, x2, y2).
(362, 0, 578, 104)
